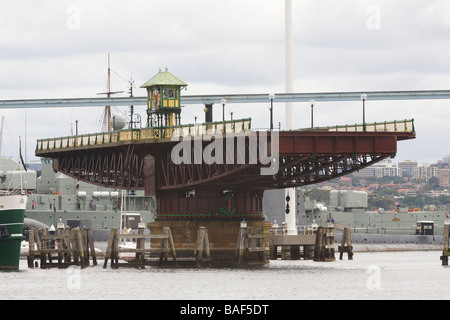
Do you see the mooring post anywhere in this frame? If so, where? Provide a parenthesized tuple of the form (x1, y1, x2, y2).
(339, 226, 353, 260)
(324, 223, 336, 262)
(64, 227, 72, 264)
(103, 228, 116, 269)
(441, 222, 450, 266)
(136, 221, 146, 267)
(27, 229, 36, 268)
(40, 228, 48, 269)
(86, 229, 97, 266)
(313, 226, 324, 262)
(236, 220, 248, 264)
(196, 226, 211, 267)
(57, 220, 65, 264)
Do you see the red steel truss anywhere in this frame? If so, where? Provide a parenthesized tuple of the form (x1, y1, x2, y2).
(37, 130, 415, 220)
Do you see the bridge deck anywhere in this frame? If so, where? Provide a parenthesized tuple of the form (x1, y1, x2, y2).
(35, 118, 414, 154)
(34, 119, 415, 194)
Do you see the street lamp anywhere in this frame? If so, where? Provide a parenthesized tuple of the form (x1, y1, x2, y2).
(268, 93, 275, 130)
(221, 99, 227, 122)
(361, 94, 367, 132)
(310, 100, 315, 128)
(194, 115, 198, 135)
(230, 109, 234, 121)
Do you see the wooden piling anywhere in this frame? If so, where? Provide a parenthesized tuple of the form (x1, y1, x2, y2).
(103, 226, 178, 269)
(27, 227, 97, 269)
(441, 223, 450, 266)
(195, 227, 211, 267)
(338, 226, 353, 260)
(314, 224, 336, 262)
(27, 229, 37, 268)
(103, 228, 117, 269)
(313, 226, 324, 261)
(236, 222, 248, 264)
(235, 221, 268, 265)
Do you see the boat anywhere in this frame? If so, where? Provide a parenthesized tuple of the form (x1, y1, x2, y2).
(0, 191, 27, 270)
(0, 156, 154, 246)
(263, 188, 448, 251)
(302, 189, 450, 236)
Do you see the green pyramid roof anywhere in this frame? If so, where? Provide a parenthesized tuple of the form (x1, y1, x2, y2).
(141, 68, 187, 88)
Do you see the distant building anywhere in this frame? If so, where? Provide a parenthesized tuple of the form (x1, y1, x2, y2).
(398, 160, 418, 177)
(426, 189, 449, 197)
(440, 166, 449, 188)
(352, 159, 400, 178)
(413, 165, 438, 181)
(442, 155, 450, 166)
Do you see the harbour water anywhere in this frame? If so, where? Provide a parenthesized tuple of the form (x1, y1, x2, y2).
(2, 251, 450, 301)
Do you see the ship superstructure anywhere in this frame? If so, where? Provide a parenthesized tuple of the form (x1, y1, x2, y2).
(0, 157, 154, 238)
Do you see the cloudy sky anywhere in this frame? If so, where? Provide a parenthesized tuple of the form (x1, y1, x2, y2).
(1, 0, 450, 165)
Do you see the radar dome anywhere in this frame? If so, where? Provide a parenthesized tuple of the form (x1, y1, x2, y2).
(111, 113, 127, 131)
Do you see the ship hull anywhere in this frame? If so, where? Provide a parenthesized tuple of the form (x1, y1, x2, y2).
(306, 209, 448, 235)
(0, 195, 27, 270)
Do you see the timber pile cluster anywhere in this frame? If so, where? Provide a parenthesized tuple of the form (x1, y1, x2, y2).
(27, 227, 96, 269)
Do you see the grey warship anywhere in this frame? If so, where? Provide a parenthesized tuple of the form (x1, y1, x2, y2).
(264, 189, 446, 250)
(2, 157, 155, 241)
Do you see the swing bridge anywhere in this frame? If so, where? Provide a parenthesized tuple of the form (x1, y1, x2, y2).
(2, 88, 444, 220)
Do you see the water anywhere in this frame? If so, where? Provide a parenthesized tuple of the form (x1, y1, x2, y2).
(2, 251, 450, 300)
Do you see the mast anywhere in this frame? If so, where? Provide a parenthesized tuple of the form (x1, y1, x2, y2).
(97, 53, 123, 132)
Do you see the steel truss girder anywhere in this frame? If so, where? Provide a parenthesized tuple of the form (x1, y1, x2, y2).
(54, 145, 146, 190)
(43, 130, 414, 194)
(192, 154, 389, 190)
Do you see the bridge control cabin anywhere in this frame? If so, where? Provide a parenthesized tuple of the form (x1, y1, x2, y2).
(141, 68, 187, 128)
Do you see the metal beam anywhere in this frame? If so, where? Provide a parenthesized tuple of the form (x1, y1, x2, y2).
(1, 90, 450, 109)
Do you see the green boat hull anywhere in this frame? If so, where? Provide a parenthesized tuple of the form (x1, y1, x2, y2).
(0, 237, 23, 270)
(0, 205, 26, 271)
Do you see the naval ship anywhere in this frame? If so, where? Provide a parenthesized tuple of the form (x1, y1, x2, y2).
(302, 189, 449, 236)
(263, 189, 447, 251)
(0, 157, 155, 242)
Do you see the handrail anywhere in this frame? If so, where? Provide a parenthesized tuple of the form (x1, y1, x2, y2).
(36, 118, 252, 152)
(327, 119, 415, 133)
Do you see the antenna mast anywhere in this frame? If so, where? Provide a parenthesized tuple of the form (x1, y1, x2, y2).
(97, 53, 123, 132)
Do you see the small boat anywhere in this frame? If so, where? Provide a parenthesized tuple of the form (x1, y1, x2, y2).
(0, 192, 27, 270)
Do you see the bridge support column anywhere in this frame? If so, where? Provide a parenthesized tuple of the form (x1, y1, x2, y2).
(155, 189, 264, 220)
(284, 188, 297, 235)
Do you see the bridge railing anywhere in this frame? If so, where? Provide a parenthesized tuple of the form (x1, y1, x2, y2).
(327, 119, 415, 133)
(36, 118, 252, 152)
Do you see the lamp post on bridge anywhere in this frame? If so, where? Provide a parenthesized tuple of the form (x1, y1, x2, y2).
(221, 98, 226, 122)
(361, 94, 367, 132)
(268, 93, 275, 130)
(310, 100, 315, 128)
